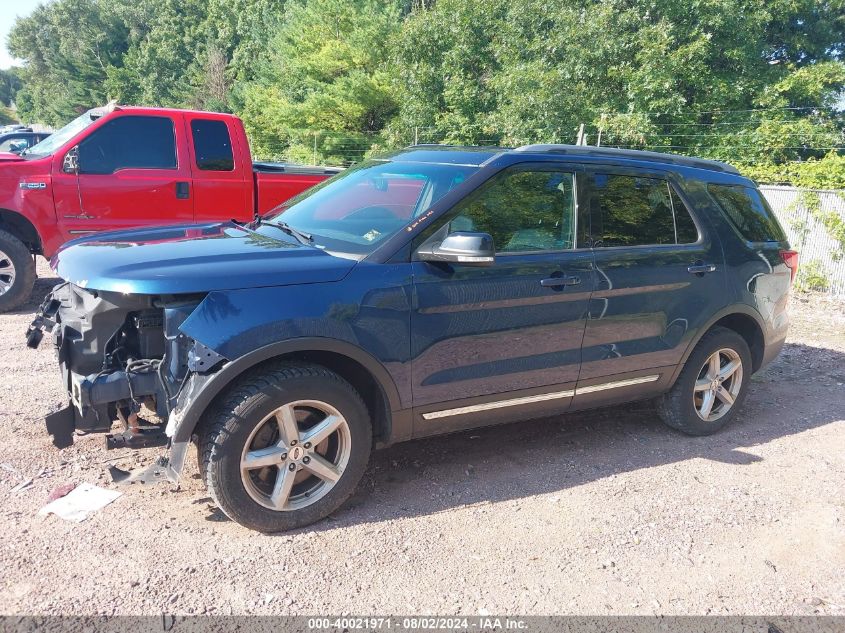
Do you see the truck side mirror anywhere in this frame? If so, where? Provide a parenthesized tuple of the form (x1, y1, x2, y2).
(417, 231, 496, 267)
(62, 146, 79, 174)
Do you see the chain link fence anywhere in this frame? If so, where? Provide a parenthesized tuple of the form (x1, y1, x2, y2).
(760, 186, 845, 296)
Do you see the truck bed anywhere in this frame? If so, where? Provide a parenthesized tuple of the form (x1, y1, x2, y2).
(253, 163, 343, 214)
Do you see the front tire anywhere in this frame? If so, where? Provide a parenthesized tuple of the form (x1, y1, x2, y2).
(0, 229, 36, 313)
(201, 363, 372, 532)
(657, 327, 752, 436)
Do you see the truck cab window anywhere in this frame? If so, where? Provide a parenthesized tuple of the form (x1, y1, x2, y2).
(78, 116, 177, 175)
(191, 119, 235, 171)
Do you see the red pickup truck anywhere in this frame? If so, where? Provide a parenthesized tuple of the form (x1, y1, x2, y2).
(0, 103, 340, 311)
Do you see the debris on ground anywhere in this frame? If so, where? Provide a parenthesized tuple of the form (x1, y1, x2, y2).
(37, 483, 122, 523)
(46, 482, 76, 502)
(9, 478, 33, 494)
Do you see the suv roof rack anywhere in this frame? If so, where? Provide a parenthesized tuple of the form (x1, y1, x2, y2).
(513, 144, 740, 175)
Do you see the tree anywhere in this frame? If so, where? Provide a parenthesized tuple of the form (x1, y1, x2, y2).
(107, 0, 285, 110)
(8, 0, 129, 126)
(239, 0, 402, 163)
(4, 0, 841, 180)
(388, 0, 845, 164)
(0, 69, 22, 108)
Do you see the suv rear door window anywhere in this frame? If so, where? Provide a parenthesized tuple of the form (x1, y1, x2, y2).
(191, 119, 235, 171)
(590, 174, 674, 246)
(708, 184, 786, 243)
(671, 187, 699, 244)
(79, 115, 176, 174)
(446, 168, 576, 253)
(590, 174, 699, 247)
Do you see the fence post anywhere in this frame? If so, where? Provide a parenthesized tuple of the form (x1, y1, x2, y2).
(575, 123, 586, 146)
(313, 132, 318, 165)
(414, 126, 419, 145)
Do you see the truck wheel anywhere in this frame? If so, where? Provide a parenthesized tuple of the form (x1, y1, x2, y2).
(200, 362, 372, 532)
(657, 327, 752, 436)
(0, 229, 36, 313)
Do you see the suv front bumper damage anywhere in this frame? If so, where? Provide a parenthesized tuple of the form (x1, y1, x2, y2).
(27, 283, 218, 481)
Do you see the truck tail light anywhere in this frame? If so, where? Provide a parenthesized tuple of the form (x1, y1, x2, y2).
(780, 249, 799, 284)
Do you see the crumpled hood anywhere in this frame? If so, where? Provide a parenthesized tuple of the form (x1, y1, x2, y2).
(52, 222, 357, 294)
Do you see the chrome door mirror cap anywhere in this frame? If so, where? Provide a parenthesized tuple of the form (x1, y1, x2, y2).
(417, 231, 495, 267)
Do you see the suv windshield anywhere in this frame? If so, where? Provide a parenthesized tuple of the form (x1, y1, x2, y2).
(262, 160, 478, 254)
(22, 110, 99, 157)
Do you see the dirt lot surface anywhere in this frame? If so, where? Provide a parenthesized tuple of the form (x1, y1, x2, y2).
(0, 259, 843, 616)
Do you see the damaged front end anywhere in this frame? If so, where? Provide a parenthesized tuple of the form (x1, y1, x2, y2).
(27, 283, 224, 480)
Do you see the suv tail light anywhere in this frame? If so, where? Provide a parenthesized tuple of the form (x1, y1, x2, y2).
(780, 249, 799, 284)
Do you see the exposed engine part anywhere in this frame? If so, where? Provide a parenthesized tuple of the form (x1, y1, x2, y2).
(105, 429, 169, 450)
(104, 407, 168, 450)
(130, 310, 165, 359)
(31, 282, 207, 444)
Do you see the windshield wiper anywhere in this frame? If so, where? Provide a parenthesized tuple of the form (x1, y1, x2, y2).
(252, 217, 313, 244)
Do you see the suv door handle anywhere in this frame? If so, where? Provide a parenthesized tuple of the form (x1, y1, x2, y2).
(175, 182, 190, 199)
(540, 275, 581, 288)
(688, 262, 717, 275)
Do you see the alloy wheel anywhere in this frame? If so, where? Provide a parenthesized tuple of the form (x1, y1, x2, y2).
(239, 399, 351, 511)
(0, 249, 15, 296)
(693, 348, 743, 422)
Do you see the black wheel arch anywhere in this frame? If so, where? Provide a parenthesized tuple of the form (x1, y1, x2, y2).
(169, 337, 406, 453)
(0, 209, 42, 254)
(669, 304, 767, 388)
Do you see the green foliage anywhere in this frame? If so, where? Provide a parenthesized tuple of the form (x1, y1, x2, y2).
(8, 0, 284, 124)
(239, 0, 401, 163)
(0, 69, 22, 108)
(0, 107, 18, 126)
(739, 154, 845, 189)
(389, 0, 845, 163)
(8, 0, 129, 126)
(5, 0, 844, 173)
(782, 188, 845, 260)
(795, 260, 830, 292)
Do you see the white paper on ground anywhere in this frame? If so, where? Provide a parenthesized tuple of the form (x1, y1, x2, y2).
(38, 483, 122, 522)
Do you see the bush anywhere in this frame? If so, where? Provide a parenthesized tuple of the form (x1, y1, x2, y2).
(795, 260, 830, 292)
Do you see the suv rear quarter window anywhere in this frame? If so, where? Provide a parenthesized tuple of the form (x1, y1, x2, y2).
(708, 184, 786, 243)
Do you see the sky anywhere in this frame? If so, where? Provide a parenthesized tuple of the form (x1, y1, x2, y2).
(0, 0, 43, 69)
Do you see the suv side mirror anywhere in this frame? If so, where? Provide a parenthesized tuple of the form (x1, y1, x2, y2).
(62, 146, 79, 174)
(417, 231, 495, 267)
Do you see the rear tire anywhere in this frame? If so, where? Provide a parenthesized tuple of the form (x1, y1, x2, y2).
(657, 327, 752, 436)
(0, 229, 35, 313)
(200, 362, 371, 532)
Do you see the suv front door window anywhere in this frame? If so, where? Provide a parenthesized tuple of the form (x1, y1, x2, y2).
(446, 169, 576, 253)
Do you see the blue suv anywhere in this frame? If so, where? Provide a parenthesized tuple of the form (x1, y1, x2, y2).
(28, 145, 796, 532)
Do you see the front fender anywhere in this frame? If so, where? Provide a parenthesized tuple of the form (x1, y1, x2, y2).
(164, 276, 412, 480)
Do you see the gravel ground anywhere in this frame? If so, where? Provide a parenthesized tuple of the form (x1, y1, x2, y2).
(0, 258, 843, 616)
